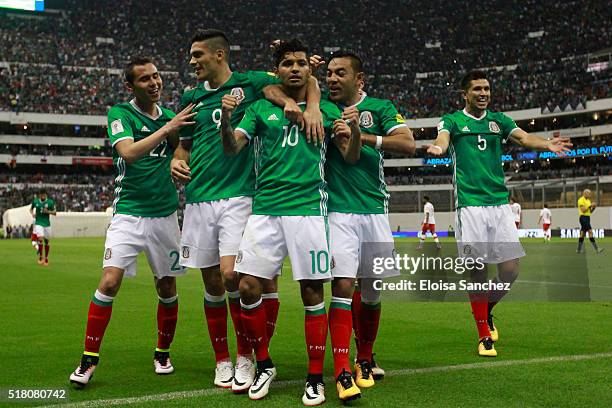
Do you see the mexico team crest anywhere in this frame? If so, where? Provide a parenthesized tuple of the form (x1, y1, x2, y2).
(236, 250, 243, 264)
(104, 248, 112, 260)
(489, 121, 500, 133)
(359, 111, 374, 128)
(230, 87, 245, 103)
(182, 246, 190, 259)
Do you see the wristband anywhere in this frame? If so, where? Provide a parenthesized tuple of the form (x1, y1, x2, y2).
(375, 136, 383, 150)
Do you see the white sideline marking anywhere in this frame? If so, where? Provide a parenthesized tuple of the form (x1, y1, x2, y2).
(38, 352, 612, 407)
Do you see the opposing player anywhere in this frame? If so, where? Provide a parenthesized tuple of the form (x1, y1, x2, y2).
(30, 190, 56, 265)
(170, 29, 323, 392)
(510, 197, 521, 229)
(538, 204, 552, 242)
(221, 39, 361, 404)
(319, 51, 414, 392)
(69, 57, 195, 387)
(426, 70, 571, 356)
(577, 189, 603, 253)
(419, 196, 441, 249)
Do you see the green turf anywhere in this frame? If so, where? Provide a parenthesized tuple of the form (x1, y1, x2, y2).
(0, 237, 610, 407)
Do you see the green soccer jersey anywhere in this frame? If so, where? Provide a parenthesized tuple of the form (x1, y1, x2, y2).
(326, 93, 407, 214)
(31, 197, 56, 227)
(107, 100, 178, 217)
(438, 109, 519, 208)
(236, 99, 342, 216)
(179, 71, 279, 204)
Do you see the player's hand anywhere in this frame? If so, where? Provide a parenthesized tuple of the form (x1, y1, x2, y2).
(547, 137, 572, 156)
(165, 103, 196, 136)
(591, 203, 597, 210)
(333, 119, 351, 140)
(423, 144, 445, 157)
(309, 54, 325, 73)
(171, 158, 191, 182)
(303, 106, 324, 145)
(284, 99, 303, 127)
(221, 94, 239, 119)
(269, 39, 281, 51)
(342, 106, 360, 133)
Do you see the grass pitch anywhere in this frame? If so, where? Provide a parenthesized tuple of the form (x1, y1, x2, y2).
(0, 237, 611, 407)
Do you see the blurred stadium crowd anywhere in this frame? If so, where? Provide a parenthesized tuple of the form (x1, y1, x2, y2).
(1, 0, 610, 117)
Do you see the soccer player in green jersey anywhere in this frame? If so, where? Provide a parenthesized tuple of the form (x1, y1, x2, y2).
(425, 70, 571, 356)
(221, 39, 361, 404)
(323, 51, 415, 389)
(69, 57, 196, 388)
(30, 189, 56, 265)
(170, 29, 324, 392)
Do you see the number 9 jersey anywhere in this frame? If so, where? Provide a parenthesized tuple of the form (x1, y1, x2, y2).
(107, 100, 178, 217)
(437, 109, 519, 208)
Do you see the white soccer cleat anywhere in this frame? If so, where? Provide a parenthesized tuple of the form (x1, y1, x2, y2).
(154, 351, 174, 375)
(302, 380, 325, 406)
(232, 355, 255, 393)
(69, 356, 97, 388)
(248, 366, 276, 400)
(214, 359, 234, 388)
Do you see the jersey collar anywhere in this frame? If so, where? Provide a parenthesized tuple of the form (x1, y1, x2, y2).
(462, 108, 487, 120)
(339, 91, 367, 109)
(130, 99, 162, 120)
(203, 72, 234, 91)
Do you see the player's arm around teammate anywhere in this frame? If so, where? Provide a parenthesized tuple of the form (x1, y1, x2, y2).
(69, 58, 193, 388)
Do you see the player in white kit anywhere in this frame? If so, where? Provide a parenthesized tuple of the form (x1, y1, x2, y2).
(538, 204, 552, 242)
(510, 197, 521, 229)
(418, 196, 441, 249)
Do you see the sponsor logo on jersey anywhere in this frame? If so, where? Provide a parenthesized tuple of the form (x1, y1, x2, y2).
(489, 121, 500, 133)
(230, 87, 245, 103)
(395, 113, 406, 123)
(437, 121, 444, 131)
(182, 246, 189, 259)
(110, 119, 124, 135)
(359, 111, 374, 128)
(141, 125, 150, 132)
(267, 114, 279, 121)
(236, 250, 243, 264)
(104, 248, 112, 260)
(462, 126, 470, 132)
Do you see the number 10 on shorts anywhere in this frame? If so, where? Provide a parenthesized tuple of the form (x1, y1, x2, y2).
(309, 250, 329, 274)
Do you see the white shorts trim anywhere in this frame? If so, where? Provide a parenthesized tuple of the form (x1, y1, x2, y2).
(103, 212, 185, 278)
(234, 215, 331, 281)
(180, 197, 252, 268)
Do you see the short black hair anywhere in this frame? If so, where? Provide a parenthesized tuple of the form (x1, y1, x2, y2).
(544, 204, 548, 208)
(190, 29, 230, 56)
(460, 70, 488, 91)
(424, 195, 430, 201)
(124, 56, 154, 84)
(273, 38, 308, 68)
(329, 50, 363, 73)
(39, 189, 47, 195)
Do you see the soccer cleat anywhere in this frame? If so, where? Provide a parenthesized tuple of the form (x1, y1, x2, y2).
(214, 359, 234, 388)
(302, 380, 325, 406)
(69, 355, 98, 388)
(37, 258, 44, 265)
(478, 337, 497, 357)
(232, 355, 255, 393)
(370, 353, 385, 380)
(487, 315, 499, 342)
(336, 369, 361, 402)
(43, 259, 49, 266)
(248, 366, 276, 400)
(153, 350, 174, 375)
(353, 360, 375, 388)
